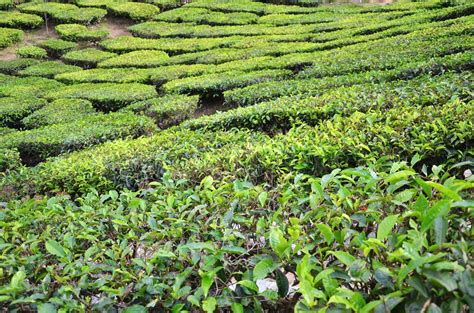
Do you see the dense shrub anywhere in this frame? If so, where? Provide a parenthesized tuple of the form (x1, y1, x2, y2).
(0, 148, 21, 172)
(162, 69, 293, 96)
(0, 112, 157, 165)
(55, 64, 210, 84)
(16, 46, 47, 59)
(224, 51, 474, 106)
(22, 98, 96, 129)
(129, 21, 317, 38)
(45, 82, 158, 111)
(187, 71, 472, 132)
(0, 27, 23, 48)
(154, 7, 258, 25)
(0, 96, 46, 128)
(0, 11, 43, 29)
(0, 75, 63, 97)
(98, 50, 169, 68)
(38, 39, 78, 57)
(61, 48, 117, 68)
(18, 61, 82, 78)
(120, 94, 199, 128)
(107, 2, 160, 21)
(18, 2, 106, 24)
(0, 58, 40, 75)
(55, 24, 108, 42)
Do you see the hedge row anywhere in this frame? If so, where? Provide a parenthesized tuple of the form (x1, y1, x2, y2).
(0, 159, 471, 311)
(162, 69, 293, 96)
(22, 99, 96, 129)
(55, 24, 108, 42)
(18, 61, 82, 78)
(224, 51, 474, 106)
(120, 94, 199, 128)
(0, 11, 43, 29)
(18, 2, 106, 24)
(107, 2, 160, 20)
(185, 71, 472, 132)
(37, 39, 78, 57)
(44, 82, 158, 111)
(0, 112, 157, 166)
(0, 96, 46, 129)
(55, 64, 210, 84)
(0, 75, 63, 97)
(128, 21, 319, 38)
(61, 48, 117, 68)
(2, 91, 471, 196)
(0, 27, 23, 49)
(98, 50, 169, 68)
(16, 46, 47, 59)
(0, 58, 39, 75)
(154, 7, 259, 25)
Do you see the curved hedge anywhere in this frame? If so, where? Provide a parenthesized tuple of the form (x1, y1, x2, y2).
(120, 94, 199, 128)
(0, 112, 157, 165)
(44, 82, 158, 111)
(18, 61, 82, 78)
(61, 48, 117, 68)
(0, 27, 23, 49)
(0, 96, 47, 128)
(0, 11, 43, 29)
(55, 24, 109, 42)
(22, 98, 96, 129)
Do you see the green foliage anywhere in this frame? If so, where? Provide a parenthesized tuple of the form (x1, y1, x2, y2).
(22, 98, 96, 129)
(38, 39, 78, 57)
(0, 1, 473, 311)
(0, 96, 46, 128)
(18, 2, 106, 24)
(0, 112, 156, 165)
(98, 50, 169, 68)
(0, 162, 472, 310)
(16, 46, 47, 59)
(107, 2, 160, 21)
(18, 61, 81, 78)
(162, 69, 292, 97)
(55, 24, 108, 42)
(0, 75, 63, 97)
(120, 94, 199, 128)
(61, 48, 117, 68)
(154, 7, 258, 25)
(0, 27, 23, 48)
(0, 58, 40, 75)
(0, 11, 43, 29)
(45, 82, 158, 111)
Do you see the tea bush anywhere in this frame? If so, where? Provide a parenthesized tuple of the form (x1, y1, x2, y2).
(38, 39, 78, 57)
(107, 2, 160, 21)
(0, 75, 63, 97)
(162, 69, 293, 96)
(0, 112, 157, 165)
(0, 96, 46, 128)
(120, 94, 199, 128)
(16, 46, 47, 59)
(0, 58, 39, 75)
(18, 61, 82, 78)
(45, 82, 158, 111)
(61, 48, 117, 68)
(0, 27, 23, 48)
(18, 2, 106, 24)
(98, 50, 169, 68)
(0, 11, 43, 29)
(55, 24, 108, 42)
(153, 7, 259, 25)
(22, 98, 96, 129)
(0, 1, 473, 311)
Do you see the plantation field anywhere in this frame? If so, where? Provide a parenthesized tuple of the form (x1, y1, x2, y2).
(0, 0, 473, 311)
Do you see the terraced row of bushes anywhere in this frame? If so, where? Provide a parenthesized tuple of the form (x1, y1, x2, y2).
(0, 1, 473, 311)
